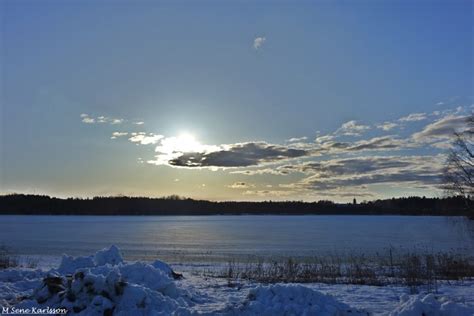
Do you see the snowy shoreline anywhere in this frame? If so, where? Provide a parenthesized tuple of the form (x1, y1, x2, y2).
(1, 246, 473, 315)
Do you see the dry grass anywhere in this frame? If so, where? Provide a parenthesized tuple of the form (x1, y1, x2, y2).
(0, 245, 39, 269)
(200, 249, 474, 293)
(0, 245, 19, 269)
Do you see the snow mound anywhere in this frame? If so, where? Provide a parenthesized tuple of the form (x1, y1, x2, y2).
(0, 268, 43, 283)
(119, 262, 178, 297)
(57, 255, 95, 274)
(390, 293, 474, 316)
(10, 246, 199, 315)
(20, 263, 192, 315)
(227, 284, 367, 316)
(152, 259, 174, 275)
(57, 245, 123, 274)
(93, 245, 123, 266)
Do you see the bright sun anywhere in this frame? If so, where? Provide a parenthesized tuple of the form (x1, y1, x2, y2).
(156, 132, 206, 154)
(175, 133, 201, 152)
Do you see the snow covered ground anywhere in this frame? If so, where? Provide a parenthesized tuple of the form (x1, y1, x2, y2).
(0, 246, 473, 315)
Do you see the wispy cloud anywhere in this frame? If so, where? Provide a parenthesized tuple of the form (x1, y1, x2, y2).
(230, 168, 288, 176)
(227, 182, 255, 189)
(282, 155, 444, 193)
(398, 112, 427, 122)
(376, 122, 398, 131)
(335, 120, 370, 136)
(412, 114, 471, 144)
(243, 189, 292, 197)
(287, 136, 308, 143)
(253, 36, 266, 50)
(347, 135, 409, 152)
(80, 113, 95, 124)
(80, 114, 125, 125)
(129, 132, 164, 145)
(111, 132, 128, 139)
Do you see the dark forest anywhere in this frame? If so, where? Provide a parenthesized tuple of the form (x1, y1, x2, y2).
(0, 194, 471, 216)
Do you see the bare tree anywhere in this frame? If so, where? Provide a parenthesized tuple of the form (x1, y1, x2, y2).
(443, 114, 474, 202)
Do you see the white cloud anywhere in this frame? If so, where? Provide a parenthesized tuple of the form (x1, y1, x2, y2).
(253, 36, 266, 50)
(315, 134, 335, 143)
(82, 117, 95, 124)
(129, 133, 164, 145)
(412, 114, 471, 144)
(111, 132, 128, 139)
(111, 118, 124, 125)
(376, 122, 398, 131)
(335, 120, 370, 136)
(80, 114, 125, 125)
(287, 136, 308, 143)
(97, 116, 107, 123)
(398, 113, 427, 122)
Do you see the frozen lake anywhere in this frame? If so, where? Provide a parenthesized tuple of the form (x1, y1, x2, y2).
(0, 215, 473, 262)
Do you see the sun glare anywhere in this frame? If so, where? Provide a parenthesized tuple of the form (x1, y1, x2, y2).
(175, 133, 201, 152)
(149, 132, 221, 165)
(155, 132, 208, 154)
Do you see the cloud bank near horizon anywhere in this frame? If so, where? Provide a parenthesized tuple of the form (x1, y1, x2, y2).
(80, 104, 473, 199)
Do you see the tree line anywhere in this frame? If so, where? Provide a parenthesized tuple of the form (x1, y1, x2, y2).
(0, 194, 471, 216)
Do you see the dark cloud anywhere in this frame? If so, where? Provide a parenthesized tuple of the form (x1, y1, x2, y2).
(276, 155, 443, 192)
(315, 136, 409, 153)
(347, 136, 408, 151)
(304, 172, 441, 190)
(281, 156, 414, 176)
(168, 142, 309, 168)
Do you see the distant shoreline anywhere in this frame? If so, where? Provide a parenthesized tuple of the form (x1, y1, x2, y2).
(0, 194, 472, 217)
(0, 214, 471, 217)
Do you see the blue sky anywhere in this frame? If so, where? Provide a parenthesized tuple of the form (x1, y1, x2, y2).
(1, 0, 473, 201)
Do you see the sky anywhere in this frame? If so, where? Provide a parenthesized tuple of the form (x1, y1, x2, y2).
(1, 0, 473, 201)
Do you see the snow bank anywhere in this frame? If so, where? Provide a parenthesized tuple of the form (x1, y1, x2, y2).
(13, 246, 195, 315)
(25, 267, 186, 315)
(94, 245, 123, 266)
(56, 245, 122, 274)
(1, 246, 473, 315)
(390, 293, 474, 316)
(0, 268, 43, 308)
(57, 255, 95, 274)
(225, 284, 367, 316)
